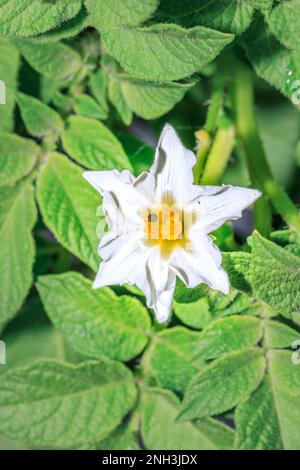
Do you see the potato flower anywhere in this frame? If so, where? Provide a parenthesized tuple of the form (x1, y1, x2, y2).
(83, 124, 261, 323)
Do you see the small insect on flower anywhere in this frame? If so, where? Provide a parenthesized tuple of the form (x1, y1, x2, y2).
(83, 124, 261, 323)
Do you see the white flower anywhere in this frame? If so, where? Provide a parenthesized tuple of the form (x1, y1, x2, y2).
(83, 124, 261, 323)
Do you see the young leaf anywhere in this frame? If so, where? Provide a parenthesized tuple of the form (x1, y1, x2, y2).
(265, 0, 300, 51)
(178, 348, 265, 421)
(264, 320, 300, 349)
(155, 0, 254, 34)
(17, 92, 64, 139)
(0, 133, 39, 186)
(61, 116, 132, 171)
(108, 78, 133, 125)
(37, 152, 100, 272)
(14, 40, 82, 80)
(141, 388, 234, 450)
(149, 327, 204, 394)
(74, 94, 108, 121)
(194, 316, 263, 360)
(0, 39, 19, 132)
(174, 297, 212, 330)
(119, 75, 193, 119)
(0, 181, 36, 325)
(85, 0, 158, 29)
(234, 376, 283, 450)
(249, 232, 300, 316)
(36, 271, 151, 362)
(102, 24, 234, 81)
(267, 350, 300, 450)
(0, 0, 81, 38)
(0, 359, 137, 448)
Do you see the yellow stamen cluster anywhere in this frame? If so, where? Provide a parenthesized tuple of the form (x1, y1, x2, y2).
(145, 206, 183, 241)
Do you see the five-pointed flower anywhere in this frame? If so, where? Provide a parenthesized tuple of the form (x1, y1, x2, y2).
(83, 124, 261, 323)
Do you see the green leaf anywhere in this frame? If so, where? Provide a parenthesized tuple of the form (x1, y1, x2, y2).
(249, 232, 300, 316)
(264, 320, 300, 349)
(211, 291, 260, 318)
(102, 24, 234, 81)
(174, 297, 212, 329)
(0, 434, 26, 450)
(0, 298, 81, 375)
(0, 359, 137, 448)
(234, 376, 283, 450)
(222, 251, 253, 294)
(81, 425, 139, 450)
(178, 348, 265, 420)
(85, 0, 158, 29)
(265, 0, 300, 51)
(0, 39, 19, 132)
(117, 132, 154, 176)
(149, 327, 203, 394)
(194, 316, 263, 360)
(267, 350, 300, 450)
(74, 93, 108, 121)
(36, 152, 100, 271)
(30, 5, 88, 44)
(174, 278, 208, 303)
(61, 116, 132, 171)
(89, 69, 109, 113)
(17, 92, 64, 139)
(108, 78, 133, 125)
(257, 100, 300, 187)
(243, 15, 291, 96)
(119, 75, 193, 119)
(0, 133, 38, 186)
(36, 271, 151, 362)
(141, 388, 234, 450)
(0, 181, 36, 326)
(252, 0, 273, 9)
(271, 228, 300, 247)
(14, 40, 82, 80)
(0, 0, 81, 38)
(155, 0, 254, 34)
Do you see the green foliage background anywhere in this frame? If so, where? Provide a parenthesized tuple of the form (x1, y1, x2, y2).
(0, 0, 300, 450)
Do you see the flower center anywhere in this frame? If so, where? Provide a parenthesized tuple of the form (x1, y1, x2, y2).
(144, 206, 184, 241)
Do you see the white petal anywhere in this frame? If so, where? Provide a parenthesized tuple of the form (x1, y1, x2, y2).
(94, 230, 175, 323)
(83, 169, 149, 228)
(169, 235, 230, 294)
(190, 185, 261, 234)
(139, 252, 176, 323)
(93, 232, 147, 288)
(150, 124, 200, 204)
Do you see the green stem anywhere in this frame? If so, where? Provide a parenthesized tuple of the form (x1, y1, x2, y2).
(229, 53, 300, 233)
(205, 73, 224, 135)
(201, 120, 235, 185)
(193, 131, 211, 184)
(193, 72, 224, 184)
